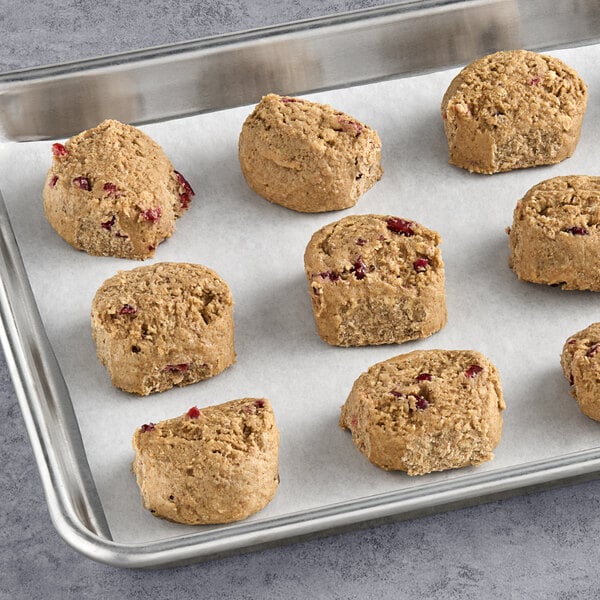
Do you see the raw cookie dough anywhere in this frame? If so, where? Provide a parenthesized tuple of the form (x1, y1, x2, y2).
(508, 175, 600, 290)
(132, 398, 280, 525)
(91, 262, 235, 395)
(304, 214, 447, 346)
(238, 93, 383, 212)
(561, 322, 600, 421)
(43, 119, 195, 259)
(340, 349, 505, 475)
(441, 49, 587, 174)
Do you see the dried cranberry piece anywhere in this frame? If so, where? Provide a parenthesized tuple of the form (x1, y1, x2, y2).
(48, 175, 58, 188)
(164, 363, 189, 373)
(318, 271, 340, 282)
(353, 255, 368, 280)
(142, 207, 162, 222)
(254, 400, 266, 409)
(119, 304, 137, 315)
(390, 390, 404, 398)
(415, 373, 432, 382)
(586, 343, 600, 357)
(179, 193, 191, 210)
(563, 226, 588, 236)
(386, 217, 414, 236)
(413, 257, 429, 273)
(101, 215, 116, 231)
(465, 365, 483, 378)
(356, 237, 367, 246)
(337, 117, 363, 136)
(51, 143, 68, 157)
(281, 97, 298, 103)
(103, 182, 120, 197)
(528, 77, 541, 86)
(186, 406, 201, 419)
(415, 396, 429, 410)
(174, 171, 194, 196)
(140, 423, 155, 432)
(73, 177, 90, 190)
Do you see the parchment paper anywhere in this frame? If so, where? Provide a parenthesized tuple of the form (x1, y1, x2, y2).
(1, 44, 600, 544)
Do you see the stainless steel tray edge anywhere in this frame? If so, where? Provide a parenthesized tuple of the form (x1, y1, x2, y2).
(1, 0, 600, 142)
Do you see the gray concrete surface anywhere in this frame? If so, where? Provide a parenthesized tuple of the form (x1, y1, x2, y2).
(2, 1, 600, 598)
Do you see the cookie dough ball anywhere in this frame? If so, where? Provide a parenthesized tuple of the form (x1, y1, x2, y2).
(91, 262, 235, 396)
(132, 399, 280, 524)
(340, 350, 505, 475)
(43, 119, 195, 259)
(508, 175, 600, 290)
(441, 50, 587, 174)
(238, 93, 383, 212)
(561, 323, 600, 421)
(304, 214, 446, 346)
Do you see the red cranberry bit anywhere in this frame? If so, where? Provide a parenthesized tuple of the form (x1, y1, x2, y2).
(386, 217, 415, 236)
(337, 117, 363, 136)
(563, 226, 588, 236)
(142, 207, 162, 223)
(254, 399, 266, 409)
(390, 389, 404, 398)
(51, 142, 68, 157)
(48, 175, 58, 188)
(73, 177, 90, 191)
(415, 396, 429, 410)
(179, 193, 192, 210)
(318, 271, 340, 282)
(186, 406, 201, 419)
(115, 231, 128, 239)
(174, 171, 194, 196)
(119, 304, 137, 315)
(353, 255, 368, 280)
(415, 373, 432, 382)
(103, 182, 120, 197)
(101, 215, 116, 231)
(527, 77, 541, 86)
(281, 96, 298, 103)
(356, 237, 368, 246)
(465, 365, 483, 378)
(586, 343, 600, 357)
(164, 363, 189, 373)
(140, 423, 155, 433)
(351, 416, 358, 427)
(413, 257, 429, 273)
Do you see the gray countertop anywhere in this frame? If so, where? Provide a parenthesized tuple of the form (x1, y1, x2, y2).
(2, 2, 600, 598)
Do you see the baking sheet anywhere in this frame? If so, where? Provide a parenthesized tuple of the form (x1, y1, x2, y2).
(2, 43, 600, 549)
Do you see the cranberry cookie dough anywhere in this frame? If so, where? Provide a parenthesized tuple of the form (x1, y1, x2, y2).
(340, 350, 505, 475)
(43, 119, 195, 259)
(561, 323, 600, 421)
(238, 93, 383, 212)
(508, 175, 600, 290)
(91, 262, 235, 396)
(132, 399, 280, 525)
(441, 50, 587, 174)
(304, 214, 446, 346)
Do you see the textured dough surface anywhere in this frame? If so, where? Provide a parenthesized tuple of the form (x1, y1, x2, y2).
(340, 349, 505, 475)
(132, 398, 279, 525)
(441, 50, 587, 174)
(304, 214, 447, 346)
(91, 262, 235, 395)
(239, 93, 383, 212)
(43, 119, 195, 259)
(561, 322, 600, 421)
(508, 175, 600, 290)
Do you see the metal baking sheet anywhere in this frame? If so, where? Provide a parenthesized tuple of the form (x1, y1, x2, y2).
(2, 0, 600, 568)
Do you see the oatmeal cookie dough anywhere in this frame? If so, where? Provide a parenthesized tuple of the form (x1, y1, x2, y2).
(238, 93, 383, 212)
(340, 350, 505, 475)
(508, 175, 600, 290)
(304, 214, 446, 347)
(441, 50, 587, 174)
(561, 323, 600, 421)
(132, 398, 280, 525)
(43, 119, 195, 259)
(91, 262, 235, 396)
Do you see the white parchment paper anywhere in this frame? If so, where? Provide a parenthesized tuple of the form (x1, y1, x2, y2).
(2, 44, 600, 544)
